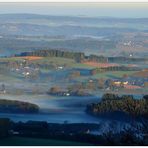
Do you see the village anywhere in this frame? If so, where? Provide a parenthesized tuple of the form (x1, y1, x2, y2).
(0, 49, 147, 96)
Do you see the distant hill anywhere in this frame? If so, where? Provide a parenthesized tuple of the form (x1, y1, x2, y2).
(0, 14, 147, 57)
(0, 13, 147, 36)
(0, 13, 148, 24)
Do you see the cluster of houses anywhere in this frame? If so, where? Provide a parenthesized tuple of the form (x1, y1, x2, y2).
(4, 55, 147, 93)
(11, 66, 40, 78)
(110, 78, 142, 90)
(9, 60, 40, 78)
(106, 75, 147, 90)
(74, 75, 147, 92)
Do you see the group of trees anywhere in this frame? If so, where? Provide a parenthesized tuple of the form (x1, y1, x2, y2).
(0, 99, 39, 113)
(90, 66, 139, 76)
(86, 55, 108, 63)
(47, 86, 91, 96)
(0, 118, 11, 138)
(1, 118, 147, 145)
(108, 56, 148, 63)
(69, 71, 81, 79)
(86, 93, 148, 119)
(18, 49, 85, 62)
(101, 120, 148, 145)
(16, 49, 148, 66)
(16, 49, 111, 64)
(67, 79, 106, 91)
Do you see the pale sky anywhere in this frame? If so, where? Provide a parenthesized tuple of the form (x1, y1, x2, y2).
(0, 3, 148, 18)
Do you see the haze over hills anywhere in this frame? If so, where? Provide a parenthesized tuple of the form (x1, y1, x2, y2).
(0, 10, 148, 145)
(0, 2, 148, 146)
(0, 13, 145, 35)
(0, 13, 148, 57)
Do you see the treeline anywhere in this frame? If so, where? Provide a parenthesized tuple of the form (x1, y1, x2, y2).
(86, 54, 108, 63)
(15, 49, 109, 63)
(16, 50, 108, 63)
(108, 56, 148, 63)
(0, 99, 39, 113)
(15, 49, 148, 64)
(15, 49, 148, 63)
(86, 93, 148, 119)
(0, 118, 148, 145)
(47, 86, 91, 97)
(90, 66, 140, 75)
(16, 49, 85, 62)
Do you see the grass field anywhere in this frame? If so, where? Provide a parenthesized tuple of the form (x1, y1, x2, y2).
(15, 56, 43, 61)
(0, 136, 92, 146)
(33, 57, 94, 69)
(0, 56, 74, 64)
(0, 56, 138, 82)
(0, 56, 94, 69)
(82, 61, 119, 68)
(71, 63, 94, 69)
(75, 71, 138, 82)
(0, 56, 140, 79)
(92, 71, 138, 79)
(0, 57, 25, 62)
(33, 57, 75, 64)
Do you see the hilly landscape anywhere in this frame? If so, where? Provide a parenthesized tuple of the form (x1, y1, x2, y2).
(0, 14, 148, 57)
(0, 11, 148, 146)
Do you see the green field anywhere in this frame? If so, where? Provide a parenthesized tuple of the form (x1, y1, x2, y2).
(0, 56, 139, 80)
(75, 71, 138, 82)
(34, 57, 75, 65)
(0, 136, 92, 146)
(32, 57, 94, 69)
(92, 71, 138, 79)
(71, 63, 94, 69)
(0, 56, 75, 64)
(0, 57, 25, 62)
(0, 56, 94, 69)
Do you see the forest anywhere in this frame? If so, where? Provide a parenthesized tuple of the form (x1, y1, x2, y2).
(0, 99, 39, 113)
(86, 93, 148, 120)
